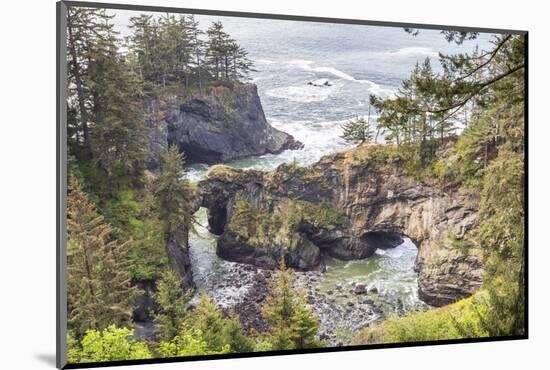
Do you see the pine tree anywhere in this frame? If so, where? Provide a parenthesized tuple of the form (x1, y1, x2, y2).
(205, 21, 231, 80)
(66, 8, 116, 152)
(186, 15, 206, 91)
(153, 269, 191, 341)
(155, 146, 195, 240)
(228, 42, 254, 81)
(222, 313, 255, 353)
(190, 293, 230, 352)
(340, 116, 374, 145)
(261, 259, 320, 350)
(88, 29, 148, 191)
(67, 176, 139, 338)
(128, 14, 160, 88)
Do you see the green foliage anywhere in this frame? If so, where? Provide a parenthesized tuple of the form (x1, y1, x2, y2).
(67, 177, 139, 338)
(222, 313, 256, 353)
(89, 45, 148, 191)
(155, 146, 195, 239)
(261, 260, 321, 350)
(188, 294, 238, 352)
(340, 116, 374, 145)
(156, 329, 230, 357)
(68, 326, 152, 363)
(360, 31, 526, 341)
(205, 21, 255, 81)
(154, 293, 254, 355)
(353, 294, 490, 344)
(229, 197, 343, 250)
(102, 188, 168, 281)
(128, 14, 253, 92)
(153, 270, 192, 341)
(473, 133, 525, 336)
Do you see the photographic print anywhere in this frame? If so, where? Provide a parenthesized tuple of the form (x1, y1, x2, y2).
(57, 1, 527, 367)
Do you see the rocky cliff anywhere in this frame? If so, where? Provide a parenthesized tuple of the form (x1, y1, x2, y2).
(133, 226, 194, 324)
(147, 83, 302, 167)
(196, 143, 483, 307)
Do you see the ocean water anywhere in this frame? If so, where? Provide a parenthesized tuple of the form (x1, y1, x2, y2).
(113, 10, 491, 341)
(180, 16, 493, 179)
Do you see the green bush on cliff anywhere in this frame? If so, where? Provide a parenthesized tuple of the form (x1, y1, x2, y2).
(350, 143, 423, 179)
(353, 293, 490, 344)
(103, 189, 169, 281)
(229, 196, 343, 250)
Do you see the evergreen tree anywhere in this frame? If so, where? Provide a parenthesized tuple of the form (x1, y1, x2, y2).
(190, 293, 229, 352)
(340, 116, 374, 145)
(205, 21, 254, 81)
(261, 259, 320, 350)
(205, 21, 231, 80)
(153, 269, 192, 341)
(128, 14, 160, 89)
(66, 7, 117, 152)
(390, 31, 526, 336)
(187, 293, 253, 353)
(67, 176, 139, 338)
(155, 146, 195, 240)
(88, 28, 148, 191)
(187, 15, 206, 91)
(222, 313, 255, 353)
(228, 40, 255, 80)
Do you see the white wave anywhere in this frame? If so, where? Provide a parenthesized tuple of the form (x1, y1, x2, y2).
(256, 58, 278, 64)
(371, 47, 439, 59)
(266, 84, 340, 103)
(276, 59, 394, 97)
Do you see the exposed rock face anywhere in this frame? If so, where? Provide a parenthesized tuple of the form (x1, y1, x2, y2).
(166, 233, 194, 291)
(132, 232, 194, 325)
(196, 143, 484, 306)
(153, 83, 302, 165)
(133, 280, 159, 323)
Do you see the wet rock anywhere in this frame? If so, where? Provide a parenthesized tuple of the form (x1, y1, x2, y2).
(373, 306, 383, 314)
(165, 83, 302, 165)
(369, 287, 379, 294)
(354, 284, 367, 295)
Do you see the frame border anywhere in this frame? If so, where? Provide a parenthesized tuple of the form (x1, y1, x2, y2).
(56, 1, 529, 369)
(57, 1, 68, 368)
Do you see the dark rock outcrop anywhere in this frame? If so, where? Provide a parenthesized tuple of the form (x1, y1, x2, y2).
(166, 233, 194, 291)
(146, 83, 302, 166)
(196, 143, 484, 307)
(132, 232, 195, 327)
(133, 280, 159, 323)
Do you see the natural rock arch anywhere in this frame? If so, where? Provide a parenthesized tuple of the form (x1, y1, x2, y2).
(195, 145, 484, 307)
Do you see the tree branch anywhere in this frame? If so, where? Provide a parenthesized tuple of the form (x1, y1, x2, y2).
(417, 63, 524, 115)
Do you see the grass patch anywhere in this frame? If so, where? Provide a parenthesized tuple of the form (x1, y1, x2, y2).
(352, 292, 490, 345)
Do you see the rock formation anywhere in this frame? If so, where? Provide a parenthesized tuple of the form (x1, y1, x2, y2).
(146, 83, 302, 167)
(195, 143, 483, 306)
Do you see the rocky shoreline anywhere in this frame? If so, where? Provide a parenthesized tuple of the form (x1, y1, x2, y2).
(191, 252, 426, 346)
